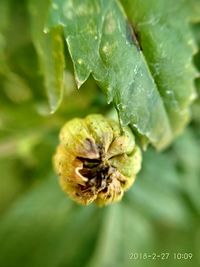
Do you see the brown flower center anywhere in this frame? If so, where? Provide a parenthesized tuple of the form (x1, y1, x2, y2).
(77, 156, 115, 194)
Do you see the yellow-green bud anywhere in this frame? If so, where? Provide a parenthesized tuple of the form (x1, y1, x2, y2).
(53, 114, 142, 206)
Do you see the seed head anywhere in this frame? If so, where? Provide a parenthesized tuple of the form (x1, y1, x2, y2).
(53, 114, 142, 206)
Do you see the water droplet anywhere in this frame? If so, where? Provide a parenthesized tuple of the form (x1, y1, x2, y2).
(102, 43, 111, 55)
(77, 59, 83, 65)
(43, 27, 49, 34)
(166, 90, 172, 95)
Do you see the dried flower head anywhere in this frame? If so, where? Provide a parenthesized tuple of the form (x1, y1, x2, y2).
(53, 114, 142, 206)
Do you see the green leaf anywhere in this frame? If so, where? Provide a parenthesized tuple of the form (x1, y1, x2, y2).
(127, 149, 193, 227)
(47, 0, 197, 148)
(172, 129, 200, 212)
(87, 204, 154, 267)
(0, 176, 102, 267)
(28, 0, 65, 113)
(0, 158, 29, 215)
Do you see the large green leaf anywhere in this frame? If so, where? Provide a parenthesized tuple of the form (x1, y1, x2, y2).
(47, 0, 197, 149)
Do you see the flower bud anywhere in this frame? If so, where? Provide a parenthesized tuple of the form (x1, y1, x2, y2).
(53, 114, 142, 206)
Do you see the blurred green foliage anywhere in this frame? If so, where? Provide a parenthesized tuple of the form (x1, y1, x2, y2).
(0, 1, 200, 267)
